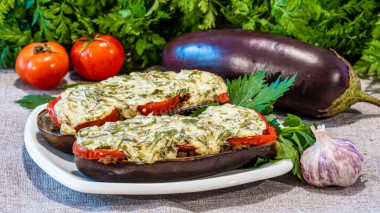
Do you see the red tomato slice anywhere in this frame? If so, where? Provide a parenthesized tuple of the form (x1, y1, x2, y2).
(137, 93, 230, 116)
(227, 111, 278, 146)
(182, 93, 231, 104)
(137, 94, 181, 115)
(73, 141, 126, 159)
(46, 96, 62, 127)
(177, 110, 277, 150)
(176, 144, 196, 151)
(46, 96, 119, 131)
(75, 108, 119, 132)
(214, 93, 231, 103)
(227, 126, 277, 146)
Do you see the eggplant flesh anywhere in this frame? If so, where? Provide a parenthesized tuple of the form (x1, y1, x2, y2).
(37, 110, 75, 153)
(75, 141, 277, 183)
(163, 30, 380, 117)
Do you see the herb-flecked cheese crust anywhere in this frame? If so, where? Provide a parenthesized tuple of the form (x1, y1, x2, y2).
(76, 104, 267, 164)
(55, 70, 227, 135)
(199, 104, 267, 138)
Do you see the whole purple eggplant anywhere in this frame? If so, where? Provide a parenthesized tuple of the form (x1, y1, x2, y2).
(163, 29, 380, 117)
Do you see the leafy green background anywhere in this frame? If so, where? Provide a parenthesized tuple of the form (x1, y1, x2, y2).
(1, 0, 380, 75)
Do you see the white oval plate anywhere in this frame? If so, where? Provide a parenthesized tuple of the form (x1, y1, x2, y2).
(24, 104, 293, 195)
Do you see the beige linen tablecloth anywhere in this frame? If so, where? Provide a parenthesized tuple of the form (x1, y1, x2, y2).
(1, 69, 379, 213)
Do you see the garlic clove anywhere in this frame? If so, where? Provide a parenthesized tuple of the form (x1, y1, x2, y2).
(300, 125, 364, 187)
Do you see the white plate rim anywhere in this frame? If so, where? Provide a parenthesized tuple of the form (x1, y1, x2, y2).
(24, 104, 293, 195)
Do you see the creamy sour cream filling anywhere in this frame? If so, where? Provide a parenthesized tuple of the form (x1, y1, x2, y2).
(54, 70, 227, 135)
(77, 115, 229, 164)
(199, 104, 267, 138)
(176, 70, 227, 107)
(76, 104, 267, 164)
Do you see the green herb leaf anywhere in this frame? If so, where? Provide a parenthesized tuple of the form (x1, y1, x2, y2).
(264, 114, 281, 132)
(227, 71, 296, 115)
(354, 40, 380, 75)
(1, 0, 379, 74)
(16, 94, 56, 110)
(227, 71, 266, 106)
(248, 114, 316, 180)
(276, 135, 302, 180)
(282, 114, 303, 127)
(276, 114, 316, 180)
(190, 102, 220, 117)
(252, 157, 271, 168)
(280, 114, 316, 153)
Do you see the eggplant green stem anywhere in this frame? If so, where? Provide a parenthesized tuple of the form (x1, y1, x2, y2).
(358, 91, 380, 106)
(318, 49, 380, 117)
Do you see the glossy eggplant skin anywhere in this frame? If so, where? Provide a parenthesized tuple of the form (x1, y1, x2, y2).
(75, 141, 277, 183)
(163, 30, 349, 117)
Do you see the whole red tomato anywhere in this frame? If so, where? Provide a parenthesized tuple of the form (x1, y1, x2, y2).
(15, 42, 69, 89)
(71, 34, 125, 81)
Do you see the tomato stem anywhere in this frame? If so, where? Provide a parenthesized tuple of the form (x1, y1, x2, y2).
(76, 34, 110, 60)
(33, 44, 58, 54)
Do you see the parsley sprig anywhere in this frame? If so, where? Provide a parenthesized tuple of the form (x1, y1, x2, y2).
(252, 115, 316, 181)
(276, 115, 316, 180)
(15, 94, 56, 110)
(227, 70, 296, 114)
(1, 1, 379, 74)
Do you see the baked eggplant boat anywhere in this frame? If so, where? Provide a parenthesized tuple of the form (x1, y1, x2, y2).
(73, 104, 278, 182)
(38, 70, 231, 153)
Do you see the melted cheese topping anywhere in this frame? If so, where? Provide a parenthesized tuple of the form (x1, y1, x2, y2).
(76, 104, 267, 164)
(199, 104, 267, 137)
(55, 70, 227, 135)
(77, 115, 229, 164)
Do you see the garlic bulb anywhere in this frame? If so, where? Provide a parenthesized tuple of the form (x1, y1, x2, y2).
(300, 125, 364, 187)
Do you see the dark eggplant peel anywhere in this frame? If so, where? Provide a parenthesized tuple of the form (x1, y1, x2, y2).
(37, 70, 231, 153)
(163, 29, 380, 117)
(37, 110, 75, 153)
(74, 142, 277, 183)
(72, 104, 278, 183)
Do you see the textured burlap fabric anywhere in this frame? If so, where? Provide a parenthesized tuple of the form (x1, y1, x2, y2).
(1, 70, 379, 212)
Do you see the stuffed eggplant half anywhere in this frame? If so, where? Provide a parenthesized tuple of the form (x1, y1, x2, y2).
(38, 70, 231, 153)
(73, 104, 278, 182)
